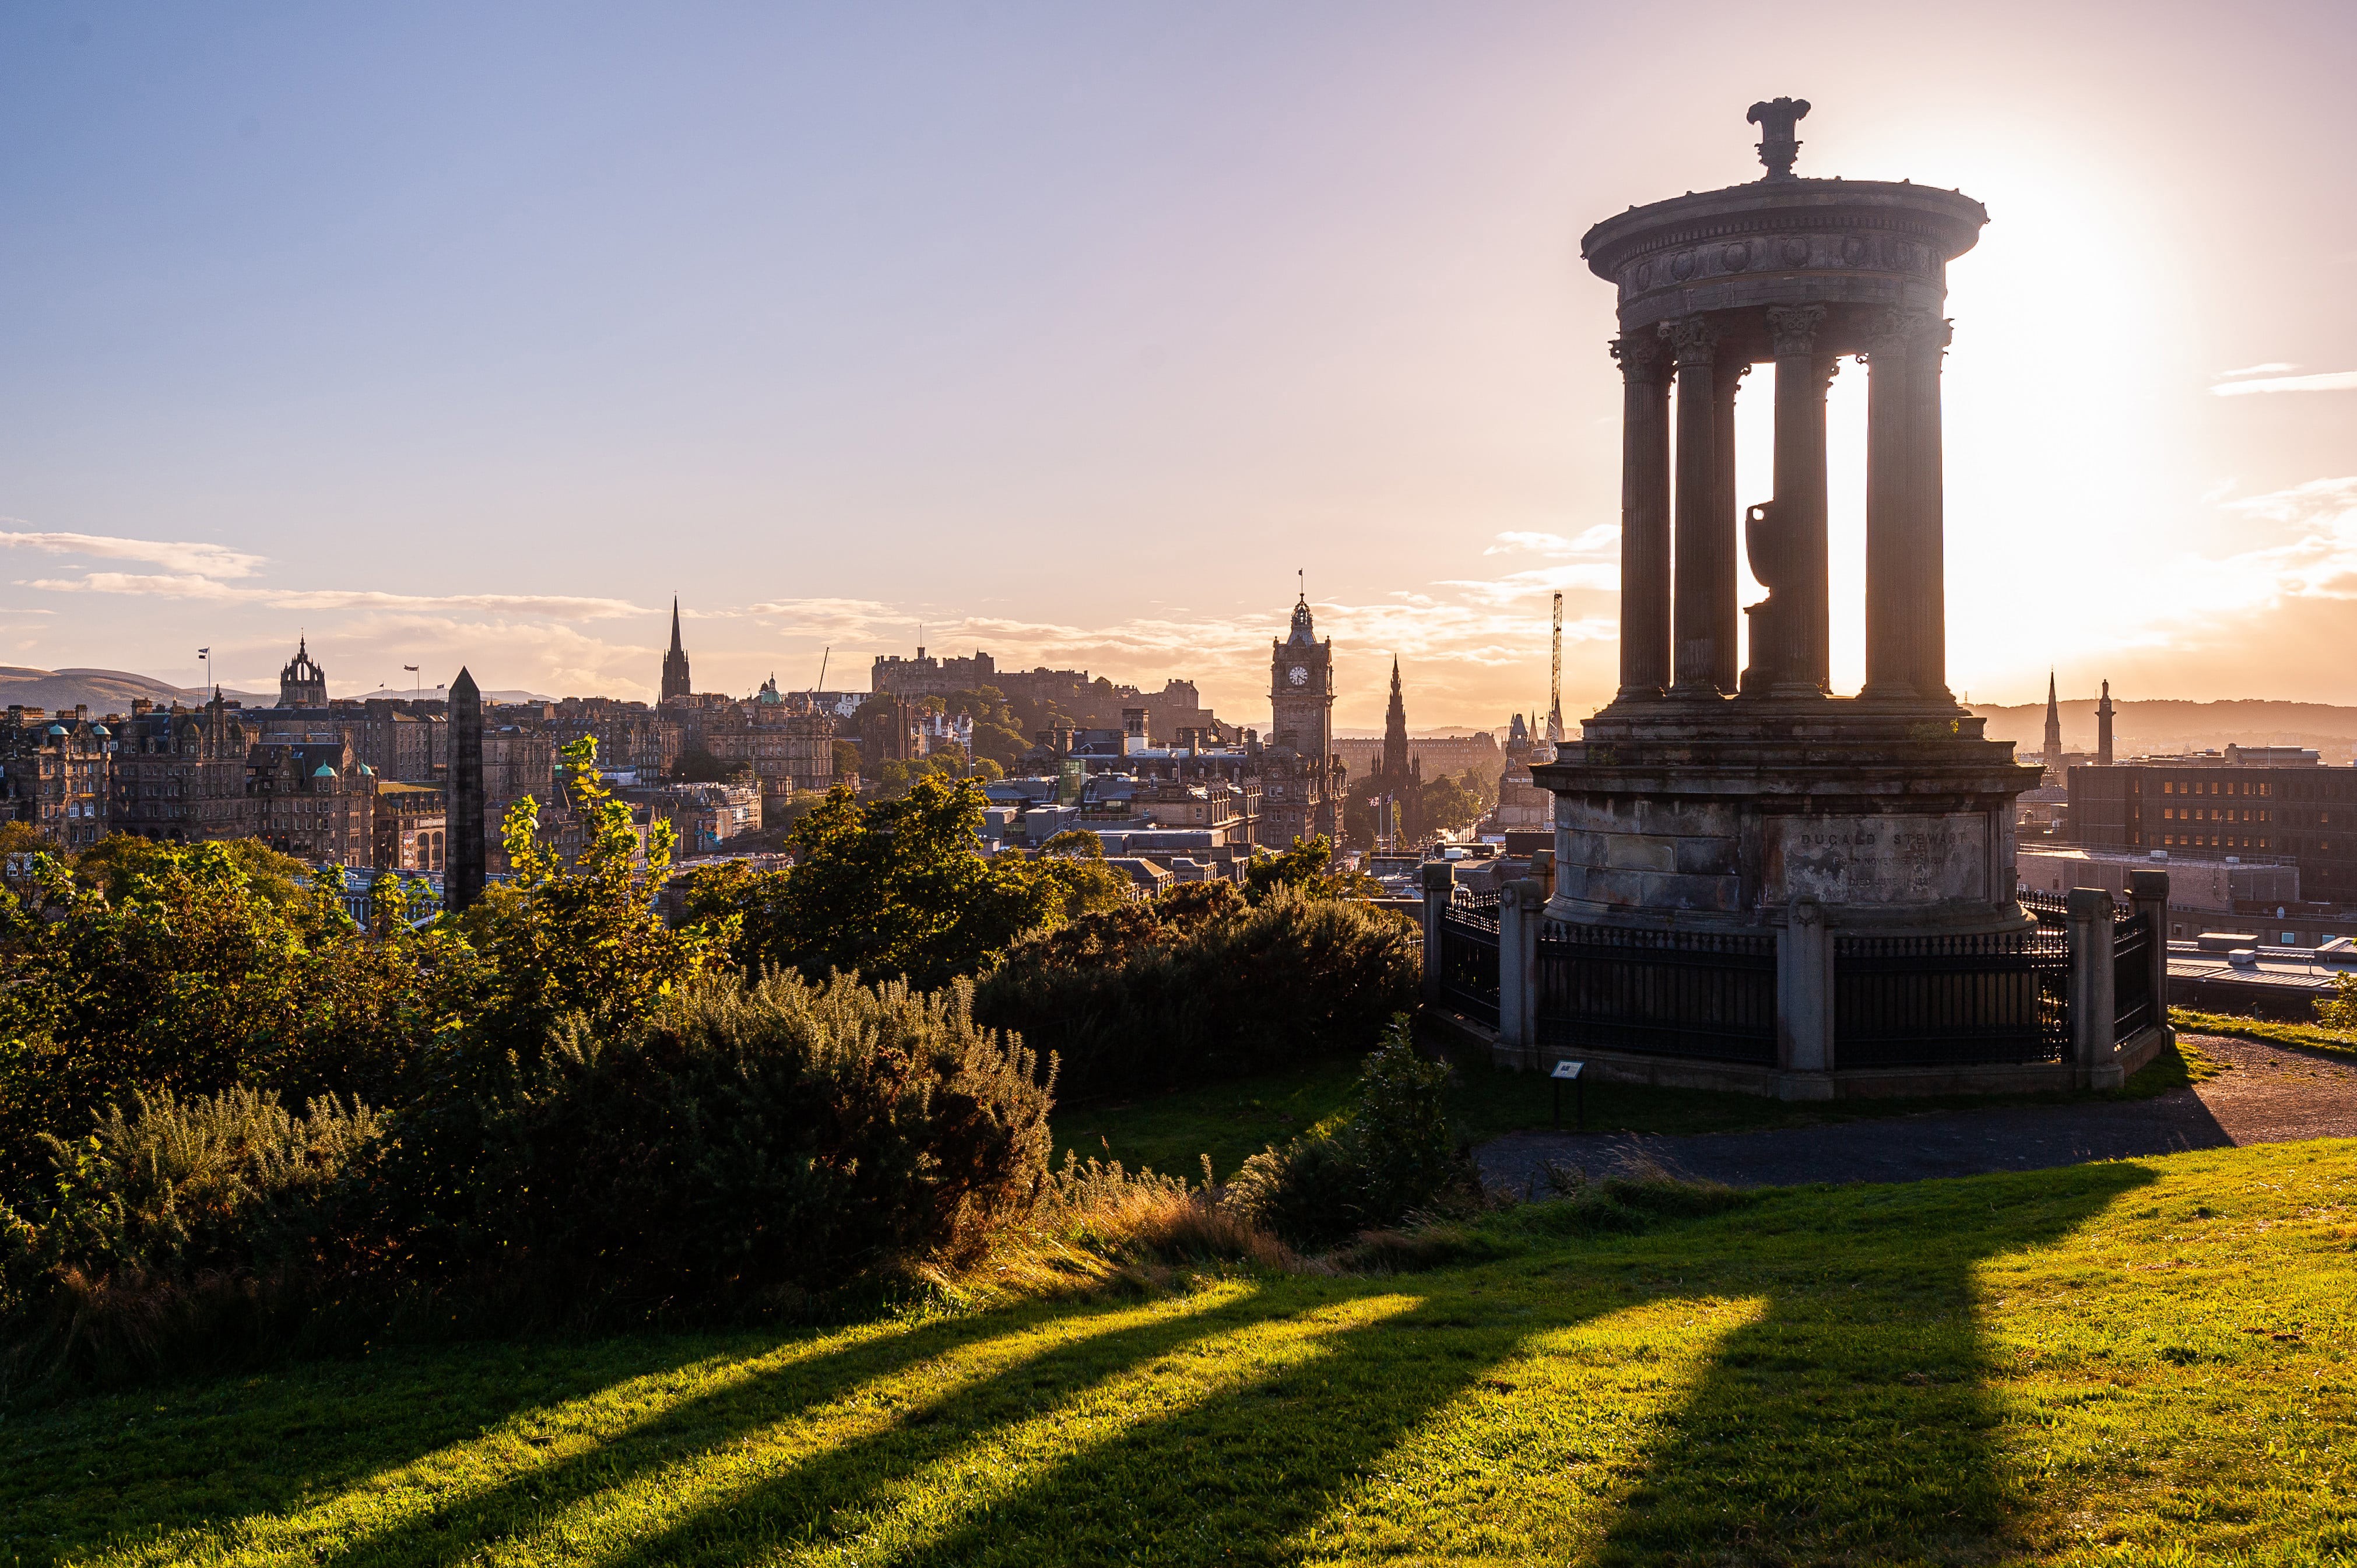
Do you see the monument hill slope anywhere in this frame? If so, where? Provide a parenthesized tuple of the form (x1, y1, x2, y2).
(7, 1138, 2353, 1566)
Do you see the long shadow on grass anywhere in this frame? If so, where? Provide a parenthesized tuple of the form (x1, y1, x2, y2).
(4, 1333, 728, 1565)
(1589, 1159, 2157, 1566)
(316, 1299, 1184, 1568)
(839, 1289, 1614, 1567)
(582, 1283, 1603, 1568)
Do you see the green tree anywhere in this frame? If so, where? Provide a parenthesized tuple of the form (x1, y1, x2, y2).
(454, 737, 726, 1057)
(694, 775, 1067, 990)
(831, 739, 863, 780)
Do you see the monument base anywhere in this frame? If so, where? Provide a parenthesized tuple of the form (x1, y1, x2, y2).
(1530, 692, 2041, 938)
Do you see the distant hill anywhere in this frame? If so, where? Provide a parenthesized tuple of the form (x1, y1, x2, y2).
(0, 666, 553, 717)
(1970, 698, 2357, 762)
(0, 666, 273, 714)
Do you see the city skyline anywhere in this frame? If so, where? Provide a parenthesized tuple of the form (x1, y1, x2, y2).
(4, 3, 2354, 728)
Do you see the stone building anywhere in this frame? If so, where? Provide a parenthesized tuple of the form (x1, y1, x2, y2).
(0, 706, 117, 849)
(548, 695, 680, 779)
(372, 781, 446, 872)
(105, 697, 257, 845)
(244, 739, 375, 864)
(1260, 595, 1345, 849)
(2067, 750, 2357, 906)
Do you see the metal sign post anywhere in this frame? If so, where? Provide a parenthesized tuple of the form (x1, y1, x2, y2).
(1551, 1059, 1585, 1130)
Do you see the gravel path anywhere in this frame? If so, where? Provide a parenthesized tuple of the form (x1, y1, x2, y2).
(1476, 1033, 2357, 1192)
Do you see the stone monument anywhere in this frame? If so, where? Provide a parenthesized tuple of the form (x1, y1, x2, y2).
(447, 666, 486, 913)
(1532, 99, 2043, 1081)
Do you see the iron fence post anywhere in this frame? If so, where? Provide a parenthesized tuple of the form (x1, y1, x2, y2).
(2067, 886, 2117, 1085)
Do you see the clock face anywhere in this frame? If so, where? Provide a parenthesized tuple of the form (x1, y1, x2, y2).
(1288, 665, 1309, 686)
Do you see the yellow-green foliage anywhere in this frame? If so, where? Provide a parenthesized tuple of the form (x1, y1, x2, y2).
(9, 1140, 2353, 1564)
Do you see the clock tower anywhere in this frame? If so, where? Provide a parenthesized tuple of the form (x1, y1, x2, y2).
(1270, 593, 1333, 759)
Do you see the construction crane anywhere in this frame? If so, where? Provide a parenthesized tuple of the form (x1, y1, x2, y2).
(1546, 592, 1564, 746)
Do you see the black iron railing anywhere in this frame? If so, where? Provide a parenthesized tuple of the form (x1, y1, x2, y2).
(2019, 890, 2071, 930)
(1534, 920, 1777, 1064)
(1435, 890, 1500, 1027)
(1833, 929, 2070, 1067)
(2113, 908, 2155, 1038)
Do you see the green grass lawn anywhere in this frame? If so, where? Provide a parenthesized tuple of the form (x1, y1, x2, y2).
(9, 1138, 2354, 1566)
(1057, 1035, 2217, 1182)
(2172, 1006, 2357, 1060)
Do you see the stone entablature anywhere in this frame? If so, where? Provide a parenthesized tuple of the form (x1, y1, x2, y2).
(1583, 181, 1986, 336)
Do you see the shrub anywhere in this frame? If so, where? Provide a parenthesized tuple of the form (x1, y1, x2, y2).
(0, 1088, 381, 1395)
(2315, 972, 2357, 1033)
(971, 884, 1420, 1101)
(370, 970, 1055, 1318)
(1223, 1017, 1479, 1249)
(0, 846, 433, 1197)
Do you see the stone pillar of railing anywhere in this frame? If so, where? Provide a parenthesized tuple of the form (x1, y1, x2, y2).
(1775, 896, 1834, 1096)
(2128, 867, 2172, 1042)
(1418, 860, 1454, 1004)
(1498, 877, 1545, 1064)
(2068, 886, 2119, 1086)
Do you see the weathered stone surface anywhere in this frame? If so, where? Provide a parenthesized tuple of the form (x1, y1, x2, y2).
(1603, 832, 1679, 872)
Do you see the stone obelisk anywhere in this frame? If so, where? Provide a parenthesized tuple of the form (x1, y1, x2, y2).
(447, 666, 486, 912)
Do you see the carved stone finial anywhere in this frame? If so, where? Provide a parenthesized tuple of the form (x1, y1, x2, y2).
(1765, 303, 1826, 358)
(1745, 96, 1811, 181)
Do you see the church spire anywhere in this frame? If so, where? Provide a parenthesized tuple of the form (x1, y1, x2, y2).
(661, 596, 693, 701)
(1381, 657, 1410, 781)
(2042, 670, 2062, 763)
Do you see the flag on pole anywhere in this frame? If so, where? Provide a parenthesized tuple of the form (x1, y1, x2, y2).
(197, 648, 210, 658)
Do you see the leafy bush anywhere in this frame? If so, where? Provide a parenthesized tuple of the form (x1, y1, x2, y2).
(0, 1088, 381, 1394)
(2314, 973, 2357, 1034)
(369, 971, 1054, 1318)
(0, 845, 432, 1195)
(689, 776, 1091, 990)
(1223, 1017, 1478, 1249)
(971, 883, 1420, 1101)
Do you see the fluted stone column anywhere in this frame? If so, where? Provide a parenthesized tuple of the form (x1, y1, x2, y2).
(1768, 304, 1834, 693)
(1710, 360, 1748, 695)
(1611, 333, 1673, 699)
(1909, 315, 1954, 702)
(1663, 317, 1727, 696)
(1861, 308, 1926, 701)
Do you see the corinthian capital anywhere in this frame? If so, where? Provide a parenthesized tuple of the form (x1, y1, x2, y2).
(1863, 307, 1934, 357)
(1765, 304, 1826, 358)
(1608, 332, 1667, 385)
(1657, 315, 1719, 366)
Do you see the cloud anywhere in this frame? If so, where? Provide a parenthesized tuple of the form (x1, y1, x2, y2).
(2213, 362, 2302, 379)
(0, 526, 265, 579)
(20, 571, 641, 620)
(2210, 370, 2357, 396)
(1483, 525, 1618, 557)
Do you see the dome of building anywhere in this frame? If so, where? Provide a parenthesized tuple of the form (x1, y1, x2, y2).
(45, 724, 67, 736)
(355, 761, 375, 775)
(314, 762, 338, 778)
(89, 725, 109, 737)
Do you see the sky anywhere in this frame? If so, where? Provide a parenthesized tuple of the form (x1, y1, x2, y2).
(3, 1, 2354, 730)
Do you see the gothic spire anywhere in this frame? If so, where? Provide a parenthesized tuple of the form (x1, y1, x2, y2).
(670, 595, 683, 655)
